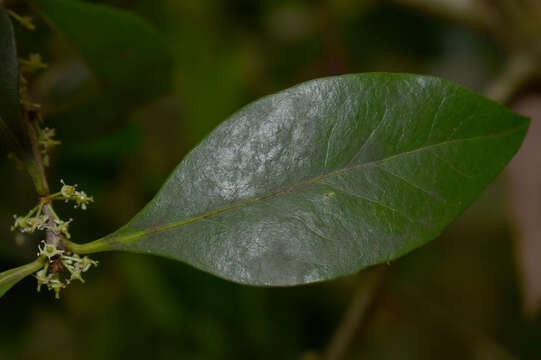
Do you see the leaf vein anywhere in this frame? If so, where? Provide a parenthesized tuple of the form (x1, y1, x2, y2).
(378, 166, 445, 202)
(320, 181, 420, 225)
(109, 124, 527, 245)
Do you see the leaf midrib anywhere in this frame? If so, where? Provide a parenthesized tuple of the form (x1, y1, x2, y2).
(110, 124, 527, 245)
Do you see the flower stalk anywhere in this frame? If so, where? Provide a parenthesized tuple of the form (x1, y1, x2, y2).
(4, 12, 98, 299)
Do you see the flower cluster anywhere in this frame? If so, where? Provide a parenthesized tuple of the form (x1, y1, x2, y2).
(11, 181, 93, 238)
(10, 180, 96, 299)
(62, 253, 99, 283)
(54, 179, 94, 210)
(35, 264, 63, 298)
(11, 204, 48, 234)
(34, 243, 98, 298)
(37, 127, 61, 165)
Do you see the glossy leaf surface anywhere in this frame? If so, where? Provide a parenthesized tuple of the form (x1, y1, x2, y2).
(30, 0, 173, 103)
(82, 74, 529, 286)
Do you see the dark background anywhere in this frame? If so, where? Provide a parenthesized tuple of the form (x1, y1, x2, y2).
(1, 0, 540, 359)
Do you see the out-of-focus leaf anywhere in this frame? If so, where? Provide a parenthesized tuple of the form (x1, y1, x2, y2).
(77, 73, 528, 286)
(66, 123, 142, 162)
(0, 257, 45, 299)
(30, 0, 173, 104)
(0, 5, 30, 158)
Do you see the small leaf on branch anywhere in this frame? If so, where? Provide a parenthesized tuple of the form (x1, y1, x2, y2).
(0, 4, 32, 159)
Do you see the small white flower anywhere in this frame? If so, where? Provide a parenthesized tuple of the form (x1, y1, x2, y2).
(60, 179, 77, 198)
(53, 218, 73, 239)
(10, 215, 28, 231)
(73, 190, 93, 210)
(81, 256, 98, 272)
(58, 180, 93, 210)
(69, 266, 85, 283)
(35, 265, 52, 292)
(26, 215, 49, 232)
(47, 275, 66, 299)
(37, 241, 64, 259)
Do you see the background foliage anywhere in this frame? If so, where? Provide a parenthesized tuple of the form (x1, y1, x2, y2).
(1, 0, 540, 359)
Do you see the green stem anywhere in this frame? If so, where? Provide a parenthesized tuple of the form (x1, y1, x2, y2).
(25, 203, 40, 218)
(47, 192, 63, 200)
(64, 238, 110, 255)
(0, 257, 46, 298)
(24, 119, 49, 196)
(46, 204, 61, 221)
(26, 158, 48, 196)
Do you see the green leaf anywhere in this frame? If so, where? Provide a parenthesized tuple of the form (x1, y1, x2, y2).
(76, 73, 529, 286)
(0, 5, 30, 158)
(30, 0, 173, 104)
(0, 257, 45, 299)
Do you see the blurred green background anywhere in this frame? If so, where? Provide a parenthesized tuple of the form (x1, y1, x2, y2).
(1, 0, 540, 359)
